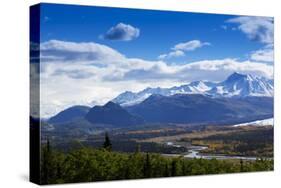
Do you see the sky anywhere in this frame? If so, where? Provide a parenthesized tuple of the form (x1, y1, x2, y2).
(32, 3, 274, 118)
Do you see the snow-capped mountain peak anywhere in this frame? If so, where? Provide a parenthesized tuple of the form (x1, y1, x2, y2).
(208, 72, 273, 97)
(112, 72, 273, 106)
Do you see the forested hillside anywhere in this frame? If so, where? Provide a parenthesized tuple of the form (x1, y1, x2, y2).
(40, 140, 273, 184)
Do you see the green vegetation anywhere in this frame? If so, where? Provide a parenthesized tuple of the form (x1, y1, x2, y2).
(40, 125, 273, 184)
(40, 141, 273, 185)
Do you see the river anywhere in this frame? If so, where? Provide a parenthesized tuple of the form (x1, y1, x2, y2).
(162, 142, 258, 160)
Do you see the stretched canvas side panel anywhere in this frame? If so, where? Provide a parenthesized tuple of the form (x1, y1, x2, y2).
(30, 4, 41, 185)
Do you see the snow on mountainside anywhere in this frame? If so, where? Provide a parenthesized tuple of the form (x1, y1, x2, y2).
(233, 118, 273, 127)
(207, 72, 273, 97)
(170, 81, 216, 94)
(112, 72, 273, 106)
(113, 81, 214, 106)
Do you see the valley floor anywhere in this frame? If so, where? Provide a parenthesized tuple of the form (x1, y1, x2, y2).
(40, 122, 273, 184)
(43, 122, 273, 159)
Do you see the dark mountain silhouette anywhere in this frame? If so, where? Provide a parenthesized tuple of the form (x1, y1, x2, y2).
(85, 101, 145, 127)
(126, 94, 273, 125)
(48, 105, 90, 124)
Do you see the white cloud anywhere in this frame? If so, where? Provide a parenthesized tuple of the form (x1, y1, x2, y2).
(158, 50, 185, 59)
(250, 47, 274, 62)
(227, 16, 274, 63)
(102, 23, 140, 41)
(123, 58, 273, 82)
(227, 16, 273, 44)
(39, 40, 273, 118)
(40, 39, 125, 62)
(172, 40, 210, 51)
(159, 40, 210, 60)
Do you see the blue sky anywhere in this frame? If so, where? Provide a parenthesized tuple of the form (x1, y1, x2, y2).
(34, 3, 274, 117)
(40, 3, 265, 62)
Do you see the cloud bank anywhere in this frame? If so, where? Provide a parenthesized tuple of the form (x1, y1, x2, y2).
(38, 40, 273, 118)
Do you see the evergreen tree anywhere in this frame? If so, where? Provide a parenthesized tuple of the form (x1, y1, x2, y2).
(47, 138, 50, 152)
(143, 153, 151, 178)
(124, 156, 131, 179)
(181, 160, 186, 175)
(240, 159, 244, 172)
(103, 132, 112, 151)
(56, 163, 62, 180)
(171, 159, 177, 176)
(164, 162, 170, 177)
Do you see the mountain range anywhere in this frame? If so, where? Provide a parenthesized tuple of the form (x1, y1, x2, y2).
(112, 72, 273, 106)
(46, 72, 274, 129)
(126, 94, 273, 125)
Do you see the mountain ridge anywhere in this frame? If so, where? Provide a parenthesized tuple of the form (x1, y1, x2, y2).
(85, 101, 145, 127)
(48, 105, 91, 124)
(126, 94, 273, 125)
(113, 72, 273, 106)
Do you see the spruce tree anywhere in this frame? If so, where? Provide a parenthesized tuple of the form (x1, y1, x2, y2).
(143, 153, 151, 178)
(240, 159, 244, 172)
(171, 159, 177, 176)
(164, 162, 170, 177)
(181, 160, 186, 175)
(103, 132, 112, 151)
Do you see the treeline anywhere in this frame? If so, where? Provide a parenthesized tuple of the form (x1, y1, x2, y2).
(40, 140, 273, 184)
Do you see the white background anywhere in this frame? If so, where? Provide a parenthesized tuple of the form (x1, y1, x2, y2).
(0, 0, 280, 187)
